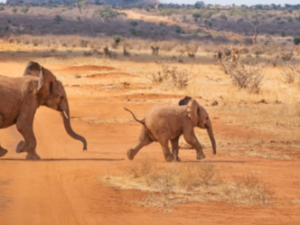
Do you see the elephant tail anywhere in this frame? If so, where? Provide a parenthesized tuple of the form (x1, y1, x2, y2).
(124, 107, 157, 142)
(124, 108, 145, 125)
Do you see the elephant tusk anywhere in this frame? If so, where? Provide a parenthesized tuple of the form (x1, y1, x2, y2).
(63, 111, 69, 120)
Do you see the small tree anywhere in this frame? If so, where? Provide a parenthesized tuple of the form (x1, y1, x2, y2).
(20, 6, 29, 14)
(246, 11, 263, 45)
(54, 15, 62, 24)
(293, 37, 300, 45)
(192, 12, 201, 23)
(147, 0, 160, 12)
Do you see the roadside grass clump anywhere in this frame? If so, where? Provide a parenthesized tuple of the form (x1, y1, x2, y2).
(148, 63, 190, 89)
(280, 65, 300, 84)
(221, 59, 264, 94)
(100, 160, 273, 208)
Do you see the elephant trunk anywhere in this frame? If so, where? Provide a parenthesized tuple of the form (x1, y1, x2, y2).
(61, 109, 87, 151)
(206, 119, 216, 155)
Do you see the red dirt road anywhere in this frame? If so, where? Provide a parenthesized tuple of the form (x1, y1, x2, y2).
(0, 62, 300, 225)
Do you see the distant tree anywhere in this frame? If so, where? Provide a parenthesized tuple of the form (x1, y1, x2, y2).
(246, 11, 264, 45)
(54, 15, 62, 24)
(293, 37, 300, 45)
(12, 7, 17, 13)
(192, 12, 201, 23)
(146, 0, 159, 12)
(73, 0, 87, 15)
(20, 6, 29, 14)
(194, 1, 204, 9)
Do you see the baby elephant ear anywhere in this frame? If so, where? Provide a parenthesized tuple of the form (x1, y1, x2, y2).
(23, 61, 41, 77)
(187, 99, 199, 126)
(178, 96, 192, 106)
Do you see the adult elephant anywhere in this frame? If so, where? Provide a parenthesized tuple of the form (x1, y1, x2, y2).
(0, 61, 87, 160)
(124, 98, 216, 162)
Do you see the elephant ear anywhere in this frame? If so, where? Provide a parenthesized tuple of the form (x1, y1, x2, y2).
(36, 67, 57, 99)
(187, 99, 199, 126)
(23, 61, 41, 77)
(178, 96, 192, 106)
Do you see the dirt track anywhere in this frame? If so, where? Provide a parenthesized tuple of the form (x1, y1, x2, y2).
(1, 51, 300, 224)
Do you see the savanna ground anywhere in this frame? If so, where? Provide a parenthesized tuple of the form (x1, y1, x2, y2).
(1, 17, 300, 224)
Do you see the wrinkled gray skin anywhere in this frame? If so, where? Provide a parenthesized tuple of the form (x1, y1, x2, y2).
(0, 61, 87, 160)
(125, 99, 216, 162)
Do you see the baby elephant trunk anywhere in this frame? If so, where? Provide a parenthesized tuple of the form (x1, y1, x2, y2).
(206, 119, 216, 155)
(61, 110, 87, 151)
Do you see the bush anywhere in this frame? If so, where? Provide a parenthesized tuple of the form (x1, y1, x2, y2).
(192, 12, 201, 22)
(93, 7, 126, 20)
(149, 64, 190, 89)
(129, 20, 138, 27)
(12, 7, 17, 13)
(221, 58, 264, 94)
(293, 37, 300, 45)
(112, 35, 123, 48)
(20, 6, 29, 14)
(53, 15, 62, 24)
(129, 28, 142, 36)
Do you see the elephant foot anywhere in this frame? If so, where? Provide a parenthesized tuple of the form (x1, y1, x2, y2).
(197, 153, 206, 160)
(26, 152, 41, 160)
(127, 149, 135, 161)
(165, 154, 174, 162)
(16, 141, 25, 153)
(174, 157, 181, 162)
(0, 147, 8, 157)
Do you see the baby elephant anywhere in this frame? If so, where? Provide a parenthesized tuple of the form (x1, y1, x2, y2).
(125, 99, 216, 162)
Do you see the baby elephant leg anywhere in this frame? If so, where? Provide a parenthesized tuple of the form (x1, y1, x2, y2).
(0, 116, 8, 157)
(183, 129, 205, 160)
(127, 127, 153, 160)
(159, 139, 173, 162)
(0, 145, 8, 158)
(171, 136, 180, 162)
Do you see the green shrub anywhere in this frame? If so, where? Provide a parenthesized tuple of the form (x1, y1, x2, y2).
(20, 6, 29, 14)
(130, 20, 138, 27)
(113, 35, 122, 46)
(12, 7, 17, 13)
(293, 37, 300, 45)
(192, 12, 201, 22)
(129, 28, 142, 36)
(281, 31, 286, 37)
(53, 15, 62, 24)
(174, 25, 183, 34)
(93, 7, 126, 20)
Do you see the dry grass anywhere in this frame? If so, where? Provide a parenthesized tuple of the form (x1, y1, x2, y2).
(148, 63, 190, 89)
(100, 160, 273, 207)
(221, 59, 264, 94)
(280, 65, 300, 84)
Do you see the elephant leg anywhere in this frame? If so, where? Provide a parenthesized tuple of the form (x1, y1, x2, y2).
(183, 129, 205, 160)
(159, 139, 173, 162)
(127, 128, 153, 160)
(0, 116, 8, 157)
(16, 113, 40, 160)
(171, 136, 180, 162)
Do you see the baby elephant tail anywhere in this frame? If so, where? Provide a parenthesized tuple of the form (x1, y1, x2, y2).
(124, 108, 145, 125)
